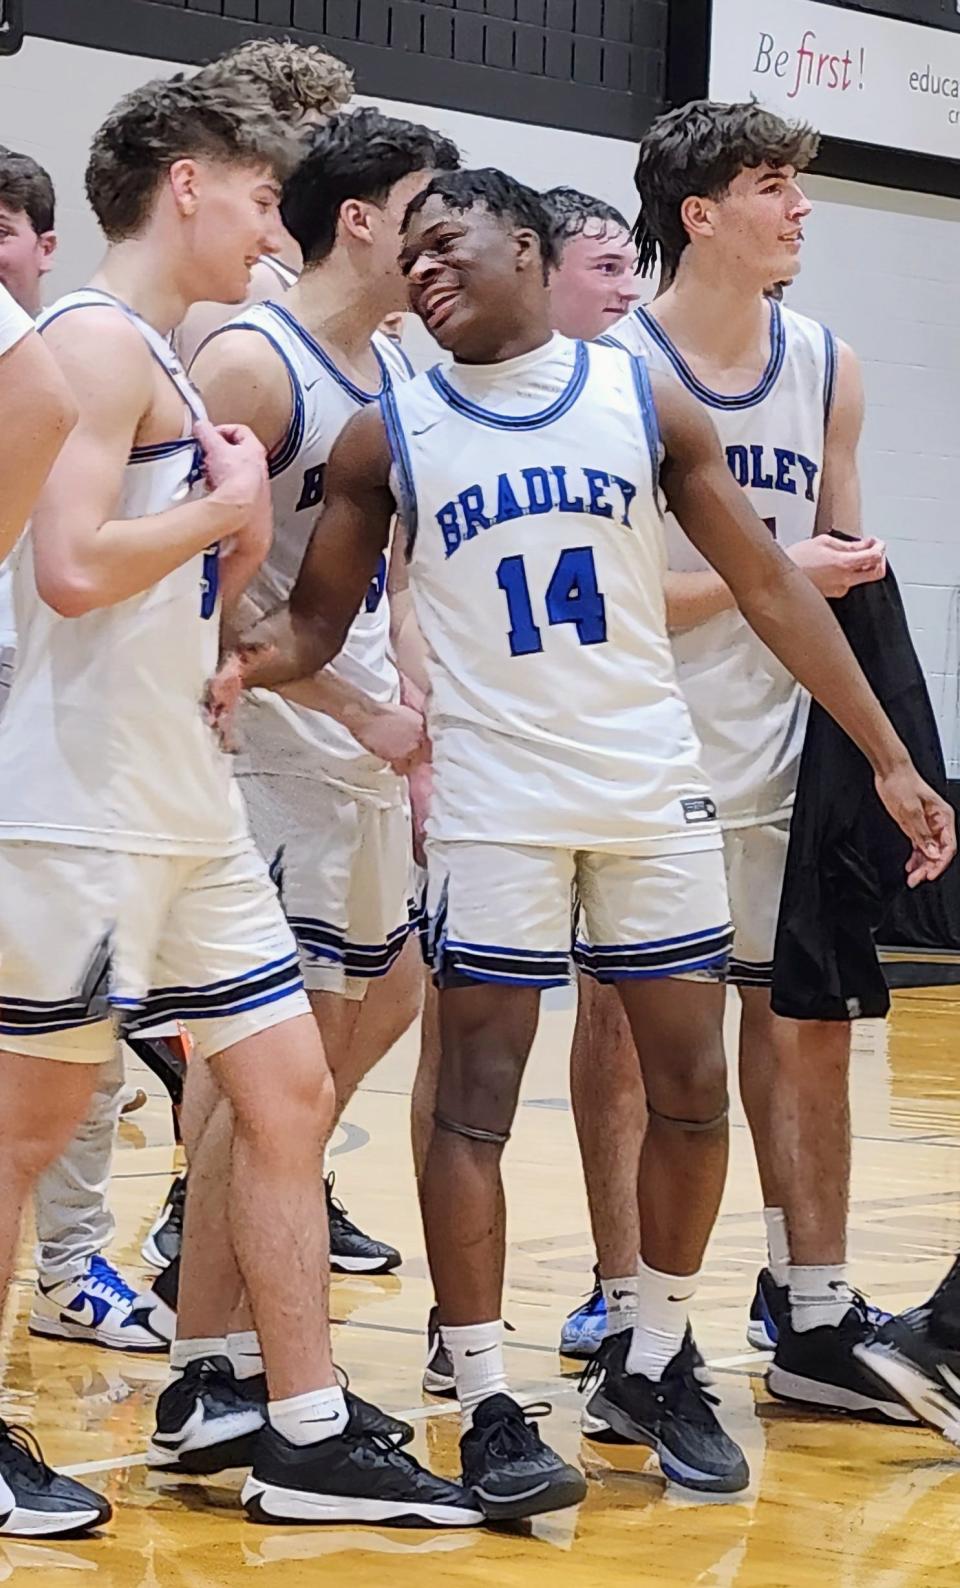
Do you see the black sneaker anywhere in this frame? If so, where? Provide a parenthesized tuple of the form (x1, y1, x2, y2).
(228, 1368, 414, 1449)
(147, 1356, 265, 1474)
(460, 1394, 586, 1522)
(141, 1175, 186, 1270)
(854, 1283, 960, 1442)
(768, 1300, 917, 1423)
(326, 1174, 401, 1275)
(422, 1305, 456, 1397)
(242, 1418, 483, 1526)
(926, 1255, 960, 1346)
(580, 1328, 749, 1494)
(747, 1268, 788, 1351)
(0, 1422, 111, 1538)
(130, 1253, 179, 1349)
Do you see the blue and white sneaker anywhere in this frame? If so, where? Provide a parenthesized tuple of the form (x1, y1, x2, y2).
(748, 1267, 893, 1352)
(560, 1269, 607, 1359)
(30, 1255, 167, 1353)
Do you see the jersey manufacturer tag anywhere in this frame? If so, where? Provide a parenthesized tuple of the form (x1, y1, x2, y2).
(681, 797, 717, 824)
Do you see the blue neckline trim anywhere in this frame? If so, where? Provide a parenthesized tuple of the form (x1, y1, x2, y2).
(633, 302, 786, 411)
(426, 340, 589, 431)
(266, 300, 389, 406)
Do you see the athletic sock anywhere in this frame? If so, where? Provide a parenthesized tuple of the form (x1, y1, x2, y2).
(170, 1336, 227, 1376)
(625, 1260, 699, 1381)
(601, 1273, 640, 1335)
(269, 1385, 349, 1446)
(444, 1320, 510, 1432)
(763, 1207, 791, 1288)
(789, 1264, 853, 1331)
(228, 1329, 264, 1382)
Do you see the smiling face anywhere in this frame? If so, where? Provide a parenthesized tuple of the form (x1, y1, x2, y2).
(401, 193, 548, 361)
(548, 220, 641, 339)
(171, 158, 285, 304)
(688, 162, 812, 291)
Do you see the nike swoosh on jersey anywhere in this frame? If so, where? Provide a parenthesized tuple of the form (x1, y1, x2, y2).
(412, 421, 441, 437)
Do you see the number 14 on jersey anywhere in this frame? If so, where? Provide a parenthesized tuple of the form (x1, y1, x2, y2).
(496, 546, 608, 657)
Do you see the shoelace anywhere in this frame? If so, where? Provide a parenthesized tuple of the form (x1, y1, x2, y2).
(324, 1173, 357, 1226)
(578, 1339, 717, 1408)
(345, 1426, 425, 1474)
(86, 1256, 137, 1307)
(468, 1402, 553, 1464)
(0, 1422, 56, 1483)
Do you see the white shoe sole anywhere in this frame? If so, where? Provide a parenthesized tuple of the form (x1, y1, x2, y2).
(140, 1235, 174, 1271)
(747, 1320, 776, 1352)
(330, 1253, 400, 1274)
(28, 1313, 166, 1354)
(852, 1342, 960, 1442)
(0, 1505, 105, 1538)
(421, 1367, 456, 1396)
(767, 1365, 917, 1423)
(241, 1477, 483, 1527)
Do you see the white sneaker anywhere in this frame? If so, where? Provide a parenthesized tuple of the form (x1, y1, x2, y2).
(29, 1255, 167, 1353)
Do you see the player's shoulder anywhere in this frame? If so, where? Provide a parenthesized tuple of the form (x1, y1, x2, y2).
(372, 329, 416, 383)
(38, 292, 155, 399)
(191, 302, 293, 380)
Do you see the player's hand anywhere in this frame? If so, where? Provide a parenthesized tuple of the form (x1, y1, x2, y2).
(203, 650, 246, 753)
(874, 764, 957, 887)
(407, 755, 434, 867)
(789, 535, 886, 598)
(353, 701, 428, 775)
(195, 421, 271, 538)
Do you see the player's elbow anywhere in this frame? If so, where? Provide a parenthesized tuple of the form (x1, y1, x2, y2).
(36, 565, 101, 618)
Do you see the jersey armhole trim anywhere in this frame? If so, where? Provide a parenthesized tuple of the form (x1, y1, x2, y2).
(823, 326, 838, 429)
(379, 384, 418, 555)
(190, 320, 305, 479)
(629, 353, 662, 506)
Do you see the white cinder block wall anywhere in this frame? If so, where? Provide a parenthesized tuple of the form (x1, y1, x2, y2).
(2, 39, 958, 768)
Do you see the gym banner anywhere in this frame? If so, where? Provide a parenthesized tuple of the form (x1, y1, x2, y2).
(709, 0, 960, 161)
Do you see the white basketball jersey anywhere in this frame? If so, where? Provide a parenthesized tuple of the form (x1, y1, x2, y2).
(214, 300, 414, 804)
(383, 334, 717, 852)
(0, 289, 248, 855)
(609, 301, 836, 827)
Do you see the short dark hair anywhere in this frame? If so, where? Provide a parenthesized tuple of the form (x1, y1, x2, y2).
(282, 108, 459, 266)
(86, 77, 296, 243)
(0, 147, 55, 234)
(633, 100, 820, 278)
(403, 168, 559, 272)
(542, 186, 629, 253)
(192, 37, 354, 122)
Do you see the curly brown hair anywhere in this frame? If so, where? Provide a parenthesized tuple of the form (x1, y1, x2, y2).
(86, 76, 297, 242)
(194, 38, 354, 122)
(633, 100, 820, 279)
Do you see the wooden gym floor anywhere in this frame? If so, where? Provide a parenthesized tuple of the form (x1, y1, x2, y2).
(3, 985, 960, 1587)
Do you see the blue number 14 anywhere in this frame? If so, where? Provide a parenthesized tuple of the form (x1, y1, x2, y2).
(496, 546, 607, 657)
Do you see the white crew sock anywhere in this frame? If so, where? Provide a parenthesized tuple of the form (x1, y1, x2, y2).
(228, 1329, 264, 1382)
(625, 1261, 699, 1381)
(763, 1207, 791, 1288)
(601, 1273, 640, 1335)
(789, 1264, 853, 1332)
(269, 1385, 349, 1446)
(170, 1336, 227, 1376)
(444, 1320, 510, 1432)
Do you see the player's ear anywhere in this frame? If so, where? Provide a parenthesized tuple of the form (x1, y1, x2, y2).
(679, 194, 715, 244)
(513, 228, 541, 273)
(169, 158, 201, 218)
(339, 197, 375, 245)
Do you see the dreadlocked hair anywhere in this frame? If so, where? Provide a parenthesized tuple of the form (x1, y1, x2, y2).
(632, 99, 819, 279)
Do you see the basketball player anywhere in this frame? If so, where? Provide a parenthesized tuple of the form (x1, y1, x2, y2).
(211, 168, 953, 1515)
(188, 108, 459, 1283)
(544, 186, 641, 339)
(0, 80, 479, 1536)
(580, 99, 917, 1419)
(176, 37, 354, 366)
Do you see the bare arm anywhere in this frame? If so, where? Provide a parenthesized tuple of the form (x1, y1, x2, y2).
(0, 327, 77, 562)
(32, 312, 264, 617)
(388, 529, 431, 698)
(654, 371, 955, 879)
(665, 338, 879, 630)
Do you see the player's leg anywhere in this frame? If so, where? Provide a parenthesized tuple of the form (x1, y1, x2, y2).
(30, 1043, 163, 1352)
(575, 848, 749, 1495)
(411, 968, 459, 1395)
(564, 977, 645, 1357)
(146, 848, 479, 1526)
(422, 841, 587, 1522)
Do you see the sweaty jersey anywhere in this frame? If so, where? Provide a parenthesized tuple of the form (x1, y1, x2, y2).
(608, 301, 837, 827)
(212, 300, 414, 805)
(0, 289, 248, 856)
(382, 334, 718, 852)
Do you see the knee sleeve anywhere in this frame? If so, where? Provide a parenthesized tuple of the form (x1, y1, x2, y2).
(647, 1097, 729, 1133)
(433, 1110, 511, 1146)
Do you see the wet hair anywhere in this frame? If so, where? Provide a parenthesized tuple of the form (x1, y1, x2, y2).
(190, 37, 354, 122)
(283, 107, 460, 265)
(86, 76, 296, 243)
(542, 185, 630, 253)
(633, 100, 819, 279)
(0, 147, 55, 235)
(403, 168, 560, 272)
